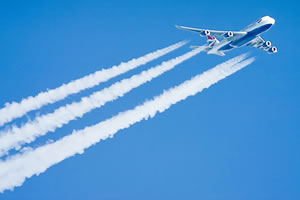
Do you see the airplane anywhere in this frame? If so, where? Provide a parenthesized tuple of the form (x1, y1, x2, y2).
(176, 16, 278, 56)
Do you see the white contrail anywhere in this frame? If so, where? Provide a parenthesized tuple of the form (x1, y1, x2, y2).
(0, 56, 255, 193)
(0, 41, 186, 127)
(0, 46, 206, 157)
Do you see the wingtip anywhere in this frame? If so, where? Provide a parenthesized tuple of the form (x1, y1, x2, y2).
(175, 25, 182, 29)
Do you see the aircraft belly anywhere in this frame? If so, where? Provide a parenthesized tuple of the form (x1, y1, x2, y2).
(230, 24, 272, 47)
(230, 34, 256, 47)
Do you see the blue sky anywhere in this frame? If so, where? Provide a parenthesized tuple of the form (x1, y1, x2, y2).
(0, 0, 299, 199)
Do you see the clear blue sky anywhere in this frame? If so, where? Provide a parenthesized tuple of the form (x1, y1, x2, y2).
(0, 0, 299, 199)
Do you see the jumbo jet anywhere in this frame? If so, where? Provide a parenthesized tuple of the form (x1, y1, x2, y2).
(176, 16, 278, 56)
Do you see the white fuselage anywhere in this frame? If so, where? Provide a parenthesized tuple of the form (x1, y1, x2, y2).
(207, 16, 275, 55)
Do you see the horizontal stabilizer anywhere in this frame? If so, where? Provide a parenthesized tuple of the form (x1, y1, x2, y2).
(190, 45, 202, 49)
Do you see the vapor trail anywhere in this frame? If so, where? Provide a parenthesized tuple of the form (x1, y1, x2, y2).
(0, 55, 255, 193)
(0, 46, 205, 157)
(0, 41, 186, 127)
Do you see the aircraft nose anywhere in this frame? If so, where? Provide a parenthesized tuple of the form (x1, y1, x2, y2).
(268, 17, 275, 24)
(264, 16, 275, 24)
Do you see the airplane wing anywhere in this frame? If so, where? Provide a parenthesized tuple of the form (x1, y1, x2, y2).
(247, 36, 265, 49)
(247, 36, 278, 54)
(175, 25, 246, 38)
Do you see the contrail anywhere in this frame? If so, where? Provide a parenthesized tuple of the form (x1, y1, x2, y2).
(0, 41, 186, 127)
(0, 46, 206, 157)
(0, 55, 255, 193)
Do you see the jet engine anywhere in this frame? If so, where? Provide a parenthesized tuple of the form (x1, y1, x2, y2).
(268, 46, 278, 54)
(263, 41, 272, 48)
(200, 30, 210, 37)
(224, 31, 234, 38)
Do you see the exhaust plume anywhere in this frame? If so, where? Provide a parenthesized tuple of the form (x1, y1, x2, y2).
(0, 56, 255, 193)
(0, 46, 206, 156)
(0, 41, 186, 127)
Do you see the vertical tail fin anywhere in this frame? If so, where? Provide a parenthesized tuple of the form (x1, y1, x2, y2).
(206, 35, 219, 47)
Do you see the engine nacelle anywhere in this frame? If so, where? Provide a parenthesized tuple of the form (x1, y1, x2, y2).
(263, 41, 272, 48)
(224, 31, 234, 38)
(268, 46, 278, 54)
(200, 30, 210, 37)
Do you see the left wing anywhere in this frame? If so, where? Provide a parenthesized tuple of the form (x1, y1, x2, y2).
(175, 25, 246, 39)
(247, 36, 278, 54)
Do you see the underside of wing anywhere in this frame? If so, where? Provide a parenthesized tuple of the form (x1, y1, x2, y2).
(247, 36, 265, 49)
(247, 36, 278, 54)
(175, 25, 246, 39)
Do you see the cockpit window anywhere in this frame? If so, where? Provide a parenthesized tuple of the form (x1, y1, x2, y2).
(256, 18, 262, 23)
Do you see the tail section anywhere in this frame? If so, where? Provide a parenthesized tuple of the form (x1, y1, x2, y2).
(190, 45, 205, 49)
(190, 45, 210, 52)
(190, 45, 225, 56)
(206, 35, 219, 47)
(189, 35, 224, 56)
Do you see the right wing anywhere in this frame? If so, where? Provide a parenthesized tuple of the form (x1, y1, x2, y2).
(175, 25, 246, 39)
(247, 36, 278, 54)
(246, 36, 265, 49)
